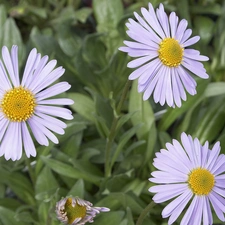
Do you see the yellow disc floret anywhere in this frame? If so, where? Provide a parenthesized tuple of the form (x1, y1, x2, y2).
(188, 168, 215, 195)
(1, 87, 36, 122)
(64, 198, 87, 224)
(158, 38, 184, 67)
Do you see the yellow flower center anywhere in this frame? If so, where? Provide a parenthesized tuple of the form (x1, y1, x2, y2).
(1, 87, 36, 122)
(64, 198, 87, 224)
(158, 38, 184, 67)
(188, 168, 215, 195)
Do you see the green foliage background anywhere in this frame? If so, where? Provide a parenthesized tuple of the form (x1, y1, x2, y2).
(0, 0, 224, 224)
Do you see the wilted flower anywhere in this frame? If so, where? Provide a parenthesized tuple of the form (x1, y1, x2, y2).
(119, 3, 209, 107)
(149, 132, 225, 224)
(0, 45, 74, 161)
(56, 197, 110, 225)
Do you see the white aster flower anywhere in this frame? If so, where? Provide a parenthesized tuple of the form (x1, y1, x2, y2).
(119, 3, 209, 107)
(0, 45, 74, 161)
(56, 197, 110, 225)
(149, 132, 225, 225)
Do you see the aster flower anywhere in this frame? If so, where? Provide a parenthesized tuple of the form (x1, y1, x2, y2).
(56, 197, 110, 225)
(0, 45, 74, 161)
(149, 132, 225, 225)
(119, 3, 209, 107)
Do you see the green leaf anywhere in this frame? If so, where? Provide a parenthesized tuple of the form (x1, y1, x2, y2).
(129, 80, 155, 140)
(67, 179, 85, 198)
(35, 143, 54, 176)
(158, 131, 172, 148)
(194, 16, 214, 44)
(0, 198, 21, 211)
(93, 0, 123, 29)
(110, 124, 142, 168)
(125, 207, 135, 225)
(62, 130, 83, 158)
(83, 33, 107, 69)
(15, 211, 38, 224)
(0, 207, 24, 225)
(93, 0, 123, 55)
(204, 82, 225, 97)
(41, 156, 101, 185)
(0, 168, 35, 205)
(193, 97, 225, 143)
(68, 93, 96, 122)
(35, 166, 58, 201)
(1, 18, 24, 63)
(97, 193, 143, 214)
(50, 7, 76, 25)
(123, 179, 147, 196)
(0, 5, 7, 28)
(57, 22, 82, 57)
(94, 211, 125, 225)
(26, 5, 47, 18)
(75, 7, 92, 23)
(38, 202, 50, 224)
(190, 3, 222, 15)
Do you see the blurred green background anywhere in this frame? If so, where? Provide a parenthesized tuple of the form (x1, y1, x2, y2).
(0, 0, 224, 224)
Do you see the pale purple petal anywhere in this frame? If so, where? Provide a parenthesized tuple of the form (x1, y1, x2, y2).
(2, 46, 19, 87)
(21, 48, 40, 86)
(174, 69, 187, 101)
(29, 117, 58, 144)
(180, 196, 198, 225)
(36, 112, 67, 129)
(28, 118, 49, 146)
(142, 65, 163, 100)
(167, 191, 193, 225)
(143, 4, 165, 38)
(138, 59, 161, 84)
(156, 4, 170, 37)
(184, 49, 209, 61)
(133, 12, 161, 43)
(164, 68, 173, 107)
(0, 118, 9, 142)
(171, 68, 182, 107)
(123, 40, 153, 50)
(175, 19, 188, 42)
(180, 29, 192, 44)
(24, 55, 48, 88)
(127, 54, 158, 68)
(37, 98, 74, 106)
(35, 82, 71, 101)
(153, 69, 165, 104)
(0, 122, 21, 161)
(182, 36, 200, 47)
(0, 60, 12, 90)
(32, 115, 65, 135)
(35, 105, 73, 120)
(149, 184, 188, 203)
(162, 189, 192, 218)
(209, 192, 225, 221)
(206, 142, 221, 171)
(22, 122, 36, 158)
(169, 12, 178, 38)
(10, 45, 20, 86)
(28, 59, 57, 92)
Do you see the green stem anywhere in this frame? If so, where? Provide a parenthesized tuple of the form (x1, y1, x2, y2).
(136, 201, 155, 225)
(105, 80, 132, 177)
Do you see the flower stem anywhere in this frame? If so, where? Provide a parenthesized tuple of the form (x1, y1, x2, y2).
(136, 201, 155, 225)
(105, 80, 132, 177)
